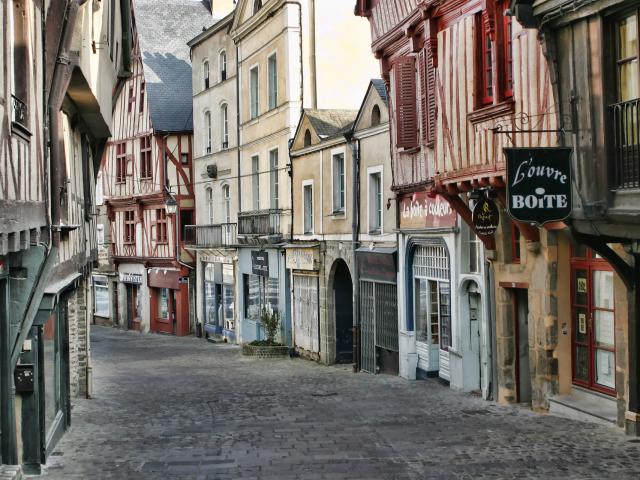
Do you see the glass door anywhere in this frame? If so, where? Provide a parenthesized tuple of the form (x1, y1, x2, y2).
(571, 248, 616, 395)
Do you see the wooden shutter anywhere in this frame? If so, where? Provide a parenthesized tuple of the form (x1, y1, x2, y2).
(418, 48, 437, 148)
(394, 56, 418, 149)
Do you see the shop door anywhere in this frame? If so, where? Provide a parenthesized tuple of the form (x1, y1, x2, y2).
(571, 250, 616, 395)
(125, 285, 136, 330)
(333, 261, 353, 364)
(359, 281, 399, 374)
(360, 281, 375, 373)
(515, 289, 531, 403)
(292, 274, 319, 353)
(468, 290, 481, 391)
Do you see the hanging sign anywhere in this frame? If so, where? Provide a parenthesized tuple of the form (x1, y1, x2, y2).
(472, 198, 500, 236)
(399, 192, 457, 230)
(251, 251, 270, 277)
(504, 147, 572, 226)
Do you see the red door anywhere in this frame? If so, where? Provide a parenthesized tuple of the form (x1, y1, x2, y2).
(571, 246, 616, 396)
(155, 287, 176, 335)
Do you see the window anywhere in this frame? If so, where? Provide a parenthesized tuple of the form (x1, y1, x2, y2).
(11, 0, 29, 128)
(94, 276, 110, 317)
(251, 155, 260, 210)
(206, 187, 214, 223)
(393, 56, 418, 148)
(156, 208, 168, 243)
(303, 181, 313, 234)
(270, 149, 279, 209)
(503, 13, 513, 98)
(268, 54, 278, 110)
(181, 152, 189, 165)
(371, 104, 381, 127)
(203, 60, 210, 89)
(205, 111, 212, 153)
(304, 129, 312, 147)
(128, 83, 135, 113)
(511, 223, 521, 263)
(124, 210, 136, 244)
(139, 81, 145, 113)
(250, 66, 259, 119)
(219, 51, 227, 82)
(96, 224, 105, 245)
(116, 142, 127, 183)
(332, 152, 345, 213)
(180, 209, 194, 242)
(221, 104, 229, 149)
(244, 274, 279, 320)
(468, 228, 481, 273)
(140, 135, 152, 179)
(617, 12, 640, 102)
(480, 23, 494, 106)
(369, 170, 382, 233)
(109, 0, 116, 60)
(253, 0, 263, 14)
(223, 184, 231, 223)
(158, 288, 169, 319)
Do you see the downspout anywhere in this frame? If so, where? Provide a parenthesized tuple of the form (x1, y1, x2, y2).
(486, 255, 498, 401)
(345, 131, 360, 371)
(308, 0, 317, 108)
(235, 44, 241, 219)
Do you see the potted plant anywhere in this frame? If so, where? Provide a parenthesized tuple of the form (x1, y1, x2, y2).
(242, 304, 290, 357)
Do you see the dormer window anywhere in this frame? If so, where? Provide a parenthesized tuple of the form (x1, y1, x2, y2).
(371, 105, 381, 126)
(304, 129, 312, 147)
(253, 0, 263, 14)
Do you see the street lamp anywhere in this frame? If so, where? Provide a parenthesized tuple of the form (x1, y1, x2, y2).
(165, 196, 178, 215)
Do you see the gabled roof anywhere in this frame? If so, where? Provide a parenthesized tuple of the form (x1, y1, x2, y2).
(371, 79, 388, 106)
(353, 79, 389, 133)
(306, 109, 357, 140)
(134, 0, 216, 133)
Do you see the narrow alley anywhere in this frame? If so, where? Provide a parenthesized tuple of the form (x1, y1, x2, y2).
(36, 327, 640, 480)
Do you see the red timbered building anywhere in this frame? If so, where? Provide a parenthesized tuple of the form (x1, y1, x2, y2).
(357, 0, 624, 419)
(99, 1, 214, 336)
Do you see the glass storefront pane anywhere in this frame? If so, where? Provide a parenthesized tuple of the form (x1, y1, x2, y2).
(574, 344, 589, 382)
(618, 15, 638, 60)
(429, 280, 439, 345)
(244, 274, 261, 320)
(595, 310, 615, 348)
(204, 281, 216, 326)
(573, 269, 588, 306)
(158, 288, 169, 319)
(574, 306, 588, 344)
(619, 60, 639, 102)
(223, 285, 234, 330)
(94, 277, 109, 316)
(414, 278, 429, 343)
(595, 349, 615, 389)
(266, 278, 279, 314)
(43, 313, 57, 435)
(592, 270, 613, 309)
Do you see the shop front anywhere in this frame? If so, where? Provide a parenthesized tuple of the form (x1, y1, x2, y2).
(118, 269, 145, 331)
(285, 245, 320, 360)
(148, 268, 191, 337)
(357, 247, 399, 375)
(201, 253, 236, 343)
(236, 247, 290, 345)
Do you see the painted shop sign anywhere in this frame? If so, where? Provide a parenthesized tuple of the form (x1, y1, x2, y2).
(251, 251, 270, 277)
(504, 147, 572, 226)
(286, 247, 318, 271)
(119, 272, 143, 284)
(400, 192, 457, 230)
(201, 254, 234, 265)
(472, 198, 500, 236)
(357, 249, 397, 283)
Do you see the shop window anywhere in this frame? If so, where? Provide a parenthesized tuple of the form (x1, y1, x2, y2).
(116, 142, 127, 183)
(140, 135, 152, 179)
(156, 209, 167, 243)
(124, 210, 135, 244)
(332, 152, 345, 213)
(270, 149, 279, 209)
(243, 274, 278, 320)
(94, 276, 110, 317)
(158, 288, 170, 319)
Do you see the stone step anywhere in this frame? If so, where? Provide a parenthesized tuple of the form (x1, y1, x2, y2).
(0, 465, 22, 480)
(549, 387, 618, 427)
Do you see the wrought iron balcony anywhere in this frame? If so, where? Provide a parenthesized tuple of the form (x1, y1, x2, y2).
(237, 209, 283, 237)
(185, 223, 237, 248)
(611, 98, 640, 189)
(393, 150, 431, 189)
(11, 95, 29, 131)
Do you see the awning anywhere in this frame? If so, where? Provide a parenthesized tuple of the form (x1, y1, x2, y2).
(356, 247, 397, 283)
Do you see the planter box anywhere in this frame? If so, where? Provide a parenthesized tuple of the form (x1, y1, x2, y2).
(242, 343, 290, 358)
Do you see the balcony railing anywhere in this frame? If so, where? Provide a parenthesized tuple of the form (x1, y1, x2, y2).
(238, 209, 282, 236)
(11, 95, 29, 131)
(393, 150, 430, 188)
(611, 98, 640, 189)
(185, 223, 237, 248)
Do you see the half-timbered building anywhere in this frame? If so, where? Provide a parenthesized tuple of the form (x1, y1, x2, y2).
(512, 0, 640, 435)
(99, 0, 215, 336)
(1, 0, 129, 473)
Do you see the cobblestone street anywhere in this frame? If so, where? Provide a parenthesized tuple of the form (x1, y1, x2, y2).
(34, 327, 640, 480)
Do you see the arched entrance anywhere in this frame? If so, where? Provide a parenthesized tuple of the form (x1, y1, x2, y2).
(332, 260, 353, 363)
(459, 279, 482, 392)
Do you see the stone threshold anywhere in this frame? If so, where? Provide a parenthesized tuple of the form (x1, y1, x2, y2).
(0, 465, 22, 480)
(549, 386, 618, 427)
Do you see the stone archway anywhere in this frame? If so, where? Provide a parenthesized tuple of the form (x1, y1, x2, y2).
(329, 259, 353, 364)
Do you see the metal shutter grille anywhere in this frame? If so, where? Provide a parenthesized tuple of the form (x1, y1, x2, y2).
(375, 283, 399, 352)
(360, 281, 376, 374)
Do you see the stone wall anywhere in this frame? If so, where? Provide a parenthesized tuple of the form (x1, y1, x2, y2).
(68, 277, 89, 399)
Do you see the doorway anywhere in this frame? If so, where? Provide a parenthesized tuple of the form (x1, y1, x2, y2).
(461, 281, 481, 391)
(125, 284, 139, 331)
(333, 260, 353, 363)
(514, 289, 531, 403)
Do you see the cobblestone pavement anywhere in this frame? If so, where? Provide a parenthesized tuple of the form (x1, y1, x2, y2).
(34, 326, 640, 480)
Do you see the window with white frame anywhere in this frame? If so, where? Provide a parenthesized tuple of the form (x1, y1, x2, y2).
(94, 275, 109, 317)
(332, 151, 345, 213)
(223, 184, 231, 223)
(204, 111, 212, 153)
(268, 53, 278, 110)
(219, 50, 227, 82)
(368, 168, 382, 234)
(303, 181, 314, 234)
(250, 66, 259, 119)
(96, 224, 105, 246)
(203, 60, 210, 89)
(221, 103, 229, 149)
(270, 149, 279, 209)
(251, 155, 260, 210)
(206, 187, 214, 223)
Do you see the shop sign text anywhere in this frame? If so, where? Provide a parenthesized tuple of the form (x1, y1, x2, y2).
(119, 272, 143, 284)
(251, 251, 270, 277)
(286, 248, 318, 271)
(399, 192, 457, 230)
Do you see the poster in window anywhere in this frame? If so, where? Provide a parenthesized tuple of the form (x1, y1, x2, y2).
(576, 277, 587, 293)
(578, 313, 587, 335)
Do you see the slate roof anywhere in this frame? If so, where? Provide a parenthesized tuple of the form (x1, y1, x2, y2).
(371, 79, 388, 106)
(134, 0, 216, 133)
(306, 109, 358, 140)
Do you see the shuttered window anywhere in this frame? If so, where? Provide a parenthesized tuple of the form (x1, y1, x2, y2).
(418, 49, 436, 147)
(394, 56, 418, 148)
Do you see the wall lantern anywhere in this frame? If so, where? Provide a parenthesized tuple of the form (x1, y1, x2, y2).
(165, 196, 178, 215)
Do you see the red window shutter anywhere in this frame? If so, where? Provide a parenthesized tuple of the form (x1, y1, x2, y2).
(394, 56, 418, 149)
(418, 50, 428, 146)
(426, 48, 437, 146)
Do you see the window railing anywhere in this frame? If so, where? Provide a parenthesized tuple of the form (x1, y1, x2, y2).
(611, 98, 640, 189)
(238, 209, 282, 236)
(185, 223, 237, 248)
(393, 150, 430, 188)
(11, 95, 28, 130)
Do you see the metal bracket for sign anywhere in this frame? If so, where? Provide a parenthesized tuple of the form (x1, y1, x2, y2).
(490, 111, 571, 139)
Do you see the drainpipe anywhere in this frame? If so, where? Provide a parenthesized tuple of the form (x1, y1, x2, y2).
(486, 255, 498, 401)
(235, 44, 241, 218)
(345, 131, 360, 371)
(308, 0, 317, 109)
